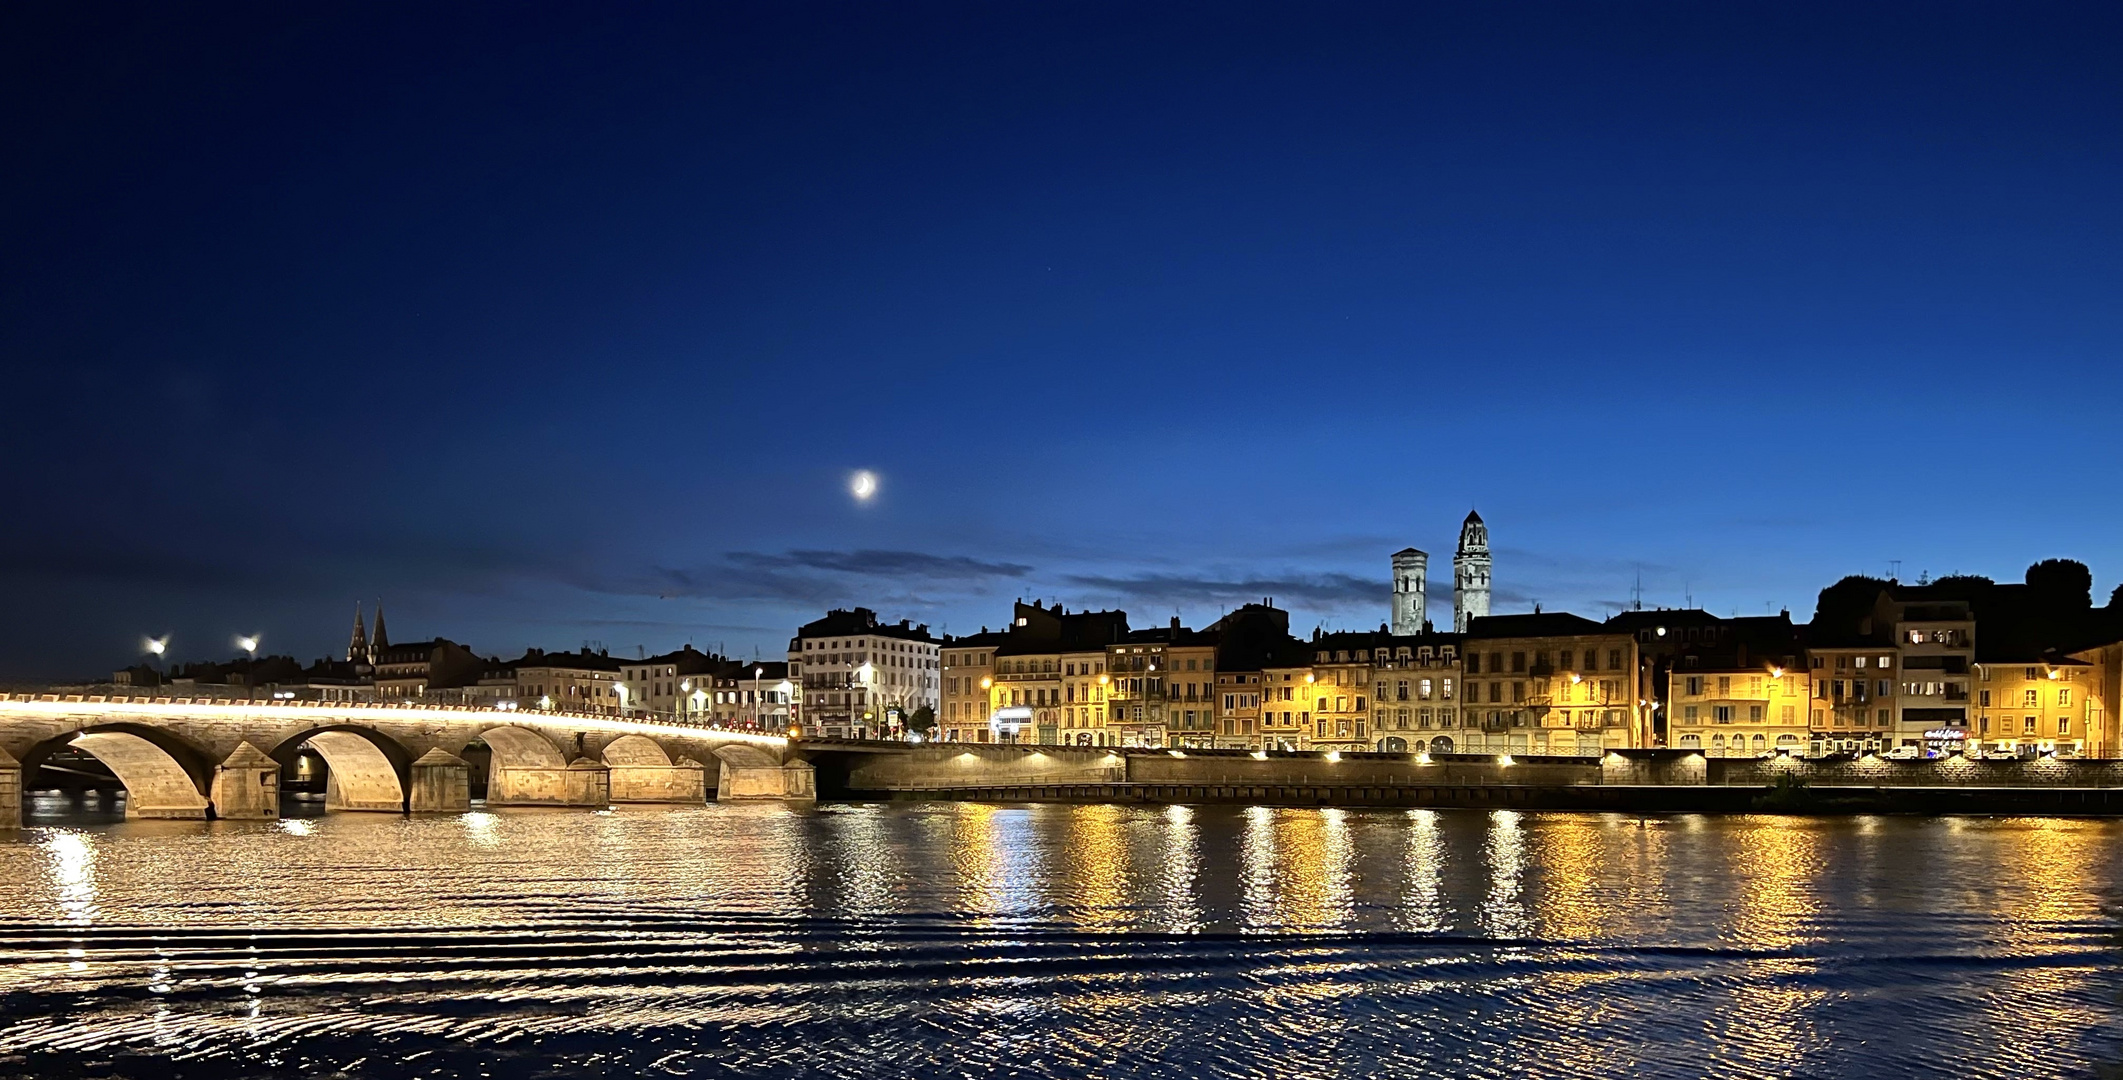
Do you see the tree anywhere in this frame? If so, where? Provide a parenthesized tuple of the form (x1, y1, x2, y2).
(904, 705, 936, 735)
(1813, 575, 1890, 637)
(2025, 559, 2093, 609)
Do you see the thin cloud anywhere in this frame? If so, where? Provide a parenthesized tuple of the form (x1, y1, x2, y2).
(1062, 571, 1383, 609)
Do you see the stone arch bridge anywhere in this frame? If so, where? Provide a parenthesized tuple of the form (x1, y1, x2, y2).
(0, 693, 830, 825)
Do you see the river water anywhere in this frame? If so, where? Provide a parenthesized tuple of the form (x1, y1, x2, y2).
(0, 797, 2118, 1079)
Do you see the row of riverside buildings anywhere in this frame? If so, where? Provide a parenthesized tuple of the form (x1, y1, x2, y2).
(91, 514, 2123, 758)
(924, 516, 2123, 759)
(108, 603, 800, 732)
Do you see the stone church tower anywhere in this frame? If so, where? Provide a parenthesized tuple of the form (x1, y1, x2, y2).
(1390, 548, 1428, 635)
(1453, 510, 1491, 632)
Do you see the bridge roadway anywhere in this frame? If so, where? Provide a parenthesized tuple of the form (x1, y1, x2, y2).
(0, 692, 843, 825)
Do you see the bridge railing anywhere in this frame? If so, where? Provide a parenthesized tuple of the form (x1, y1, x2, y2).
(0, 690, 782, 737)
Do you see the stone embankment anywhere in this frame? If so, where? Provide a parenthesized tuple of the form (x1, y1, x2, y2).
(821, 745, 2123, 814)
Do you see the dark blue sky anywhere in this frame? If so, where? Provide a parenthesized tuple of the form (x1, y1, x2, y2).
(4, 2, 2120, 677)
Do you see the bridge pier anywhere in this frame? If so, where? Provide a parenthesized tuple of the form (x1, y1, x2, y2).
(0, 748, 18, 830)
(409, 749, 470, 813)
(209, 742, 280, 820)
(565, 758, 611, 807)
(717, 759, 816, 802)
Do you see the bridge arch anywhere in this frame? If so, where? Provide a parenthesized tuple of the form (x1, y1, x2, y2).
(711, 743, 784, 770)
(600, 734, 672, 768)
(269, 725, 411, 813)
(475, 725, 568, 770)
(21, 724, 214, 820)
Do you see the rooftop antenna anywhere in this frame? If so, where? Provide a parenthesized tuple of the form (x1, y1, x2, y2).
(1684, 583, 1693, 609)
(1631, 569, 1644, 612)
(1888, 559, 1902, 582)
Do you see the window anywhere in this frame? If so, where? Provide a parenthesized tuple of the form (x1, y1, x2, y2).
(1559, 650, 1574, 669)
(1854, 656, 1868, 669)
(1717, 676, 1731, 696)
(1748, 705, 1763, 722)
(1685, 676, 1704, 695)
(1511, 652, 1526, 673)
(1684, 705, 1700, 721)
(2060, 718, 2071, 735)
(1714, 705, 1733, 723)
(2024, 689, 2039, 707)
(2024, 716, 2037, 734)
(2059, 688, 2072, 706)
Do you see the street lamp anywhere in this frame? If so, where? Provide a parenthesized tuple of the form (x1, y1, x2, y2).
(237, 635, 259, 659)
(753, 666, 764, 731)
(144, 635, 168, 681)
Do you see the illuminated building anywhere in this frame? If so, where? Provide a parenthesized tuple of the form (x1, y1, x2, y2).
(509, 647, 622, 714)
(787, 608, 939, 740)
(371, 638, 483, 701)
(1661, 615, 1809, 756)
(707, 661, 792, 730)
(1365, 631, 1463, 752)
(1258, 639, 1317, 752)
(1305, 631, 1381, 753)
(1207, 602, 1292, 749)
(616, 645, 730, 719)
(1971, 655, 2090, 756)
(1804, 644, 1898, 753)
(940, 601, 1126, 744)
(1105, 618, 1212, 748)
(1459, 612, 1644, 754)
(940, 635, 1002, 743)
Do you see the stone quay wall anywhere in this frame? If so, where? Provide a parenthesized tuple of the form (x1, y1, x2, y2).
(829, 746, 2123, 814)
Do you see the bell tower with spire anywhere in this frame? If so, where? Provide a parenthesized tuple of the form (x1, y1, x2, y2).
(347, 602, 369, 663)
(369, 601, 389, 660)
(1453, 510, 1491, 632)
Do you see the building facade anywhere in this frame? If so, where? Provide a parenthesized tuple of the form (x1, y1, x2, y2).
(1457, 613, 1643, 755)
(788, 608, 939, 739)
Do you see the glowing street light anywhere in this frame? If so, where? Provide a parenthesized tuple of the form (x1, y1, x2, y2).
(145, 636, 167, 657)
(236, 635, 259, 658)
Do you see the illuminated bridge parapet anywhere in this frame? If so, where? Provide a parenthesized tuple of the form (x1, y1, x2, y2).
(0, 693, 808, 826)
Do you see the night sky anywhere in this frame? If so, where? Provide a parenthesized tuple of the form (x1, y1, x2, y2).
(4, 3, 2120, 678)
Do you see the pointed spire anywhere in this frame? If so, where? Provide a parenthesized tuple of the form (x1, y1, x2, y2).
(348, 602, 369, 663)
(370, 601, 389, 653)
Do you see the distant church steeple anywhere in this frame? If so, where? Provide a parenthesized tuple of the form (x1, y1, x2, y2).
(370, 602, 389, 656)
(1453, 510, 1491, 632)
(347, 602, 369, 663)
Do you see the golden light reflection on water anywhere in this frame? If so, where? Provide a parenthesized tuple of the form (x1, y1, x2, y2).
(0, 802, 2116, 1079)
(1975, 817, 2118, 1061)
(1396, 809, 1448, 933)
(1481, 810, 1530, 939)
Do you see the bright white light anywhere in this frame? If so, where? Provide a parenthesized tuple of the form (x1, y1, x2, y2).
(236, 635, 259, 655)
(1250, 750, 1268, 760)
(850, 470, 878, 501)
(144, 636, 167, 656)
